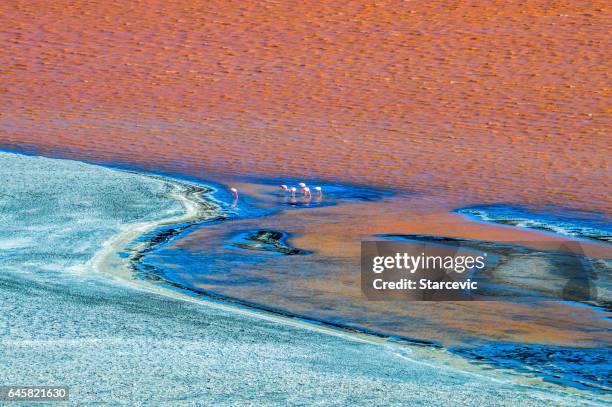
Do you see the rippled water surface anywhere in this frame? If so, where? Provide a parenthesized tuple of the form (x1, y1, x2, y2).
(1, 1, 609, 213)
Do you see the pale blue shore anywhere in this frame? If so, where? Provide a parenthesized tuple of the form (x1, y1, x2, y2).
(0, 152, 605, 406)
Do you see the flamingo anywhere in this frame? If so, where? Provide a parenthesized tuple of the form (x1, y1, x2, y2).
(298, 182, 308, 196)
(314, 186, 322, 196)
(230, 187, 238, 200)
(289, 187, 297, 197)
(302, 187, 311, 198)
(279, 184, 289, 193)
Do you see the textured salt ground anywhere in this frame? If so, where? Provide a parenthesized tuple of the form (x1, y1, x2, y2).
(5, 272, 604, 406)
(3, 152, 605, 405)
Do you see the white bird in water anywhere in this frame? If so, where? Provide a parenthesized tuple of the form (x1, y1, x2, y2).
(279, 184, 288, 192)
(314, 186, 322, 196)
(289, 187, 297, 197)
(298, 182, 308, 196)
(302, 187, 311, 198)
(230, 187, 238, 199)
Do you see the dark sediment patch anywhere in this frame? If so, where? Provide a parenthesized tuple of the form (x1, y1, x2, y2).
(450, 343, 611, 394)
(229, 229, 312, 255)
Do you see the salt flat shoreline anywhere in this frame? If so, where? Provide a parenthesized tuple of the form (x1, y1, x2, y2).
(1, 151, 607, 405)
(90, 169, 439, 349)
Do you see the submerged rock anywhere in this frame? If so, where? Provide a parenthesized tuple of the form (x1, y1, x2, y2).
(231, 229, 311, 255)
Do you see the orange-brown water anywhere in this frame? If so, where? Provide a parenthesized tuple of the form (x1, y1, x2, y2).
(1, 0, 610, 212)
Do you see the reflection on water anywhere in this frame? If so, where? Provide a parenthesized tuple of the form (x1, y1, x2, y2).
(126, 180, 612, 391)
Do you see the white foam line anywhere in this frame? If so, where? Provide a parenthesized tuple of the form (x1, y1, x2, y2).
(88, 175, 207, 281)
(391, 347, 506, 383)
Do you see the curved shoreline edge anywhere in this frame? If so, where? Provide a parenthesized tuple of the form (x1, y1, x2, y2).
(0, 149, 445, 350)
(90, 171, 426, 350)
(94, 167, 610, 396)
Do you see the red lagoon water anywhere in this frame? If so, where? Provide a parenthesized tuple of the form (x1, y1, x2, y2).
(0, 0, 610, 212)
